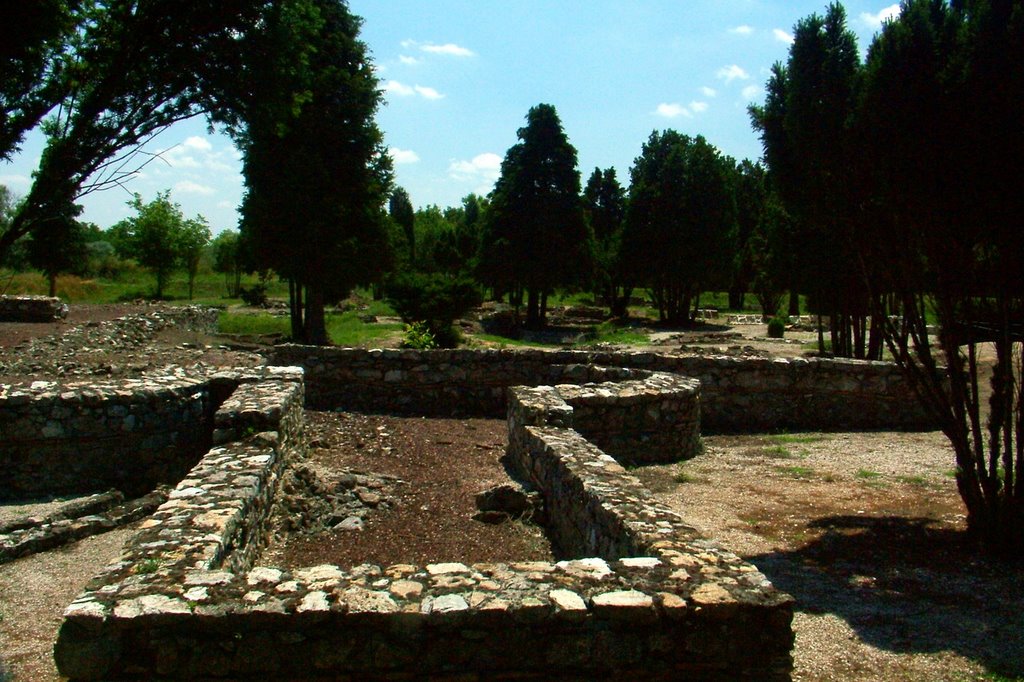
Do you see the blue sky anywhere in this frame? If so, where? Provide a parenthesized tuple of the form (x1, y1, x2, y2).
(1, 1, 900, 234)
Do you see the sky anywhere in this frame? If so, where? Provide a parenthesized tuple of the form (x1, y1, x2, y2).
(0, 1, 901, 234)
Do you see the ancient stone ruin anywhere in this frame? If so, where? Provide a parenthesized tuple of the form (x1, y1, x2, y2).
(0, 294, 68, 322)
(0, 314, 940, 680)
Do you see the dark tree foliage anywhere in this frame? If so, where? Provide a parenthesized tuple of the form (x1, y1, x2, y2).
(0, 0, 82, 161)
(386, 272, 482, 348)
(1, 0, 270, 263)
(25, 200, 87, 296)
(583, 167, 629, 318)
(482, 104, 588, 329)
(750, 3, 875, 357)
(621, 131, 736, 326)
(857, 0, 1024, 557)
(746, 190, 794, 321)
(237, 0, 392, 345)
(211, 230, 243, 298)
(389, 187, 415, 263)
(729, 160, 767, 312)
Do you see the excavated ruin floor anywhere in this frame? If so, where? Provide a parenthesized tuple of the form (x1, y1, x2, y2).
(261, 412, 552, 569)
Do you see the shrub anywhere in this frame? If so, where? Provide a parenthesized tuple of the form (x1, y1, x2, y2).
(386, 272, 482, 348)
(401, 321, 438, 349)
(239, 282, 268, 307)
(767, 316, 786, 338)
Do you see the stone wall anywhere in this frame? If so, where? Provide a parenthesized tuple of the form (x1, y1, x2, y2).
(0, 294, 68, 322)
(0, 377, 211, 499)
(55, 362, 795, 681)
(271, 345, 936, 432)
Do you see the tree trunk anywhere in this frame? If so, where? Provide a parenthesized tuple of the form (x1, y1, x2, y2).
(526, 289, 541, 329)
(728, 288, 745, 311)
(48, 273, 57, 298)
(788, 289, 800, 317)
(304, 282, 328, 345)
(540, 290, 548, 327)
(289, 279, 304, 342)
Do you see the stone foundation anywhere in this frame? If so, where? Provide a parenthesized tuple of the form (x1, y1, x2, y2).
(0, 294, 68, 322)
(53, 360, 795, 680)
(271, 345, 936, 431)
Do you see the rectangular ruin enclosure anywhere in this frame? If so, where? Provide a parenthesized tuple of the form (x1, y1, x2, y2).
(50, 360, 794, 681)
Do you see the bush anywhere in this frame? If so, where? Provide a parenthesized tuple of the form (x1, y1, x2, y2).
(239, 282, 268, 307)
(386, 272, 482, 348)
(767, 316, 787, 338)
(400, 321, 438, 349)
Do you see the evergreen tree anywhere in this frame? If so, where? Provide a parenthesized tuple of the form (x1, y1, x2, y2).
(483, 104, 587, 328)
(583, 167, 629, 317)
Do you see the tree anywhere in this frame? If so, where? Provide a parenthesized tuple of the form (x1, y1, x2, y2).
(211, 229, 243, 297)
(178, 216, 211, 300)
(25, 199, 88, 296)
(747, 190, 794, 321)
(237, 0, 392, 345)
(729, 160, 767, 312)
(482, 103, 588, 328)
(621, 131, 736, 325)
(0, 0, 269, 263)
(0, 0, 82, 161)
(389, 188, 415, 264)
(112, 192, 184, 299)
(750, 3, 872, 357)
(583, 167, 629, 317)
(857, 0, 1023, 558)
(386, 272, 482, 348)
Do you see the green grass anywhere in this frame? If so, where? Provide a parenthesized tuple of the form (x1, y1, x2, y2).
(673, 468, 699, 484)
(218, 310, 402, 347)
(856, 469, 883, 480)
(574, 321, 648, 347)
(767, 433, 822, 445)
(775, 465, 815, 479)
(763, 444, 800, 459)
(896, 475, 928, 486)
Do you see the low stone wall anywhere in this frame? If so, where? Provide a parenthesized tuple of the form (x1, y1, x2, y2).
(55, 362, 794, 680)
(271, 345, 935, 432)
(0, 294, 68, 322)
(0, 377, 211, 499)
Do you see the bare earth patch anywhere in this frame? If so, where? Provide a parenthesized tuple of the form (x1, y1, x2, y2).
(634, 432, 1024, 681)
(261, 413, 552, 568)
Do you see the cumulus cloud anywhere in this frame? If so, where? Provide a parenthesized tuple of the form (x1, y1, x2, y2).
(174, 180, 214, 195)
(183, 136, 212, 152)
(742, 85, 762, 100)
(384, 80, 444, 100)
(701, 86, 718, 98)
(449, 153, 502, 192)
(716, 64, 750, 83)
(861, 4, 901, 29)
(384, 80, 416, 97)
(729, 25, 754, 36)
(773, 28, 794, 44)
(421, 42, 474, 57)
(399, 55, 421, 66)
(689, 101, 709, 113)
(414, 85, 444, 100)
(655, 103, 692, 119)
(389, 147, 421, 164)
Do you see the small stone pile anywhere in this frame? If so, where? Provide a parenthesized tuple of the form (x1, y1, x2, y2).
(270, 464, 403, 536)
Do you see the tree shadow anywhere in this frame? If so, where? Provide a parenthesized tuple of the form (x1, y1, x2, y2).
(747, 514, 1024, 676)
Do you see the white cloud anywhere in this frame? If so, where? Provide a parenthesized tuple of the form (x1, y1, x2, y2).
(420, 42, 474, 57)
(701, 86, 718, 98)
(174, 180, 214, 195)
(414, 85, 444, 100)
(742, 85, 762, 100)
(449, 153, 502, 191)
(655, 103, 692, 119)
(773, 28, 794, 44)
(389, 147, 421, 164)
(861, 4, 901, 29)
(216, 200, 236, 210)
(384, 80, 443, 100)
(690, 101, 709, 113)
(162, 147, 201, 169)
(398, 55, 421, 66)
(0, 173, 32, 190)
(183, 136, 212, 152)
(729, 25, 754, 36)
(400, 39, 417, 49)
(384, 80, 416, 97)
(716, 64, 750, 83)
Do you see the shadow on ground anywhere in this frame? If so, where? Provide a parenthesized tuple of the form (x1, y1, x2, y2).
(748, 514, 1024, 677)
